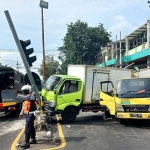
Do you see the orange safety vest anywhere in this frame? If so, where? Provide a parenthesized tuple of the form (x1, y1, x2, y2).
(23, 100, 36, 114)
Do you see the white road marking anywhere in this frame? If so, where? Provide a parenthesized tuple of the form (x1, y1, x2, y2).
(0, 119, 25, 136)
(1, 119, 10, 126)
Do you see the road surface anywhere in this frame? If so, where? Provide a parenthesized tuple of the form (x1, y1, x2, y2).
(1, 112, 150, 150)
(0, 112, 25, 150)
(59, 112, 150, 150)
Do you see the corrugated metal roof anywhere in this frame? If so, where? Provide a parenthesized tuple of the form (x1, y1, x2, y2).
(127, 22, 147, 40)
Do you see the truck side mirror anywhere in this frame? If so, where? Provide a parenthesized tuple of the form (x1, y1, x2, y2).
(50, 84, 54, 91)
(54, 90, 56, 94)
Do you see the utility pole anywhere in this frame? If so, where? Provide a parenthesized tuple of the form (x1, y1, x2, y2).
(41, 7, 46, 83)
(120, 31, 122, 68)
(115, 35, 118, 67)
(16, 57, 21, 71)
(51, 55, 54, 72)
(51, 55, 54, 62)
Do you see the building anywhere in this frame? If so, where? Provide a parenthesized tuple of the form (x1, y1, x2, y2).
(98, 20, 150, 69)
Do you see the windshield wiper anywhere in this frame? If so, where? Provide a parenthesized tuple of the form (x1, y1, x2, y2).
(136, 89, 146, 95)
(120, 91, 137, 96)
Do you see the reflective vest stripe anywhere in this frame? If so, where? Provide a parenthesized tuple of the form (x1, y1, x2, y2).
(23, 100, 31, 114)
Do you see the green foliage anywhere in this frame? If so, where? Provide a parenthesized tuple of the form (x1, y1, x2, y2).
(58, 20, 111, 74)
(38, 54, 60, 80)
(0, 63, 3, 67)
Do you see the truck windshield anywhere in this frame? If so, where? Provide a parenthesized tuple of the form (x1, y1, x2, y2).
(117, 78, 150, 98)
(43, 75, 62, 91)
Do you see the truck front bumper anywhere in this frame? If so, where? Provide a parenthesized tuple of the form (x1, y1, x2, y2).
(117, 112, 150, 119)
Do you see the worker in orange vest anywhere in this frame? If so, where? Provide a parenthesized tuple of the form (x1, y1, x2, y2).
(15, 85, 37, 149)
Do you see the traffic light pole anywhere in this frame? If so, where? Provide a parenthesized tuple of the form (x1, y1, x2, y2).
(4, 10, 42, 108)
(41, 8, 46, 83)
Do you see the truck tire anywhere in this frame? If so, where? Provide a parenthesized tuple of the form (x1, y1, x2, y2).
(4, 108, 8, 114)
(120, 119, 128, 125)
(13, 110, 20, 117)
(92, 111, 99, 113)
(61, 107, 77, 123)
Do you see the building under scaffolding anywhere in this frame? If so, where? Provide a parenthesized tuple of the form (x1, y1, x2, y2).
(99, 20, 150, 69)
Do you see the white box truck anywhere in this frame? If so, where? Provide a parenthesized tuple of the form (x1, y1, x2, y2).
(136, 68, 150, 77)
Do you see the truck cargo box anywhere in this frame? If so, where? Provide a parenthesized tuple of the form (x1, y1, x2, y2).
(68, 65, 132, 104)
(137, 68, 150, 77)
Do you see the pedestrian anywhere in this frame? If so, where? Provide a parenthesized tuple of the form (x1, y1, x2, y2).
(14, 85, 37, 149)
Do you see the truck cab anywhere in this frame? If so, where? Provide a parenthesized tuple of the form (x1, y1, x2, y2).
(42, 75, 83, 122)
(100, 77, 150, 124)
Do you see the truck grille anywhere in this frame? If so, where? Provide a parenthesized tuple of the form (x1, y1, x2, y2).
(123, 105, 149, 112)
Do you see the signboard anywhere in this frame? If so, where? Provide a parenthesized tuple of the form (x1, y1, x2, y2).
(39, 1, 48, 9)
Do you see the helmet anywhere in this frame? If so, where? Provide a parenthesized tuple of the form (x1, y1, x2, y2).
(21, 85, 32, 93)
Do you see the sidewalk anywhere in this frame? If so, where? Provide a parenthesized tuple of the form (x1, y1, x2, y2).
(16, 115, 62, 150)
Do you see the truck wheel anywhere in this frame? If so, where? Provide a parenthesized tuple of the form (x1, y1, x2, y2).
(61, 107, 77, 123)
(13, 110, 20, 117)
(92, 111, 99, 113)
(120, 119, 128, 125)
(4, 108, 8, 114)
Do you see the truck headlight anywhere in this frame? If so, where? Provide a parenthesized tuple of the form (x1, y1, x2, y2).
(116, 104, 124, 112)
(49, 101, 56, 107)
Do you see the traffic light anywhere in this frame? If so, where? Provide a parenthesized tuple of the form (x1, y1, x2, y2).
(24, 72, 41, 87)
(20, 40, 37, 67)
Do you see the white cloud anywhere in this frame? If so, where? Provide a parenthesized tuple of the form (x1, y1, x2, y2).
(46, 43, 59, 49)
(108, 15, 137, 40)
(0, 0, 149, 74)
(0, 0, 148, 49)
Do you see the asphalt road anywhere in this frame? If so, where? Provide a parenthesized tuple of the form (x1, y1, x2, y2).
(1, 112, 150, 150)
(0, 112, 25, 150)
(59, 112, 150, 150)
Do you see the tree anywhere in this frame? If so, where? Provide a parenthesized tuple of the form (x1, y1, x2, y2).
(38, 54, 60, 80)
(58, 20, 111, 74)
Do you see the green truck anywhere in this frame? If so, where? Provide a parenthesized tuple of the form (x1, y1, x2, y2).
(42, 65, 132, 122)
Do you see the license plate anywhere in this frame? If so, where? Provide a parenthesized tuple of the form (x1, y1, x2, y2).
(130, 114, 142, 117)
(121, 101, 130, 105)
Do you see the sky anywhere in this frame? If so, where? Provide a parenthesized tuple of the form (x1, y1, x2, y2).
(0, 0, 149, 77)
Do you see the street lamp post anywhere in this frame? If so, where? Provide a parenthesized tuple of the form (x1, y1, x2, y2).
(39, 0, 48, 83)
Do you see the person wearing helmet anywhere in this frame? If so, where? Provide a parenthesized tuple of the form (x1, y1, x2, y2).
(14, 85, 37, 149)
